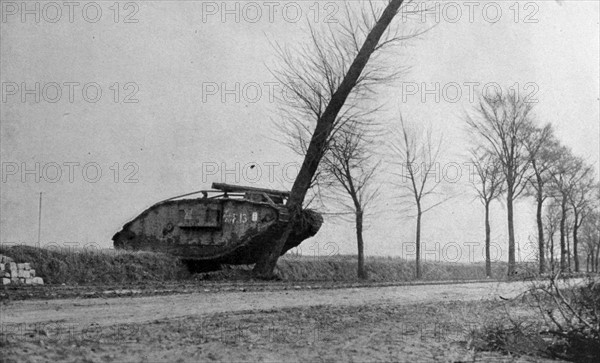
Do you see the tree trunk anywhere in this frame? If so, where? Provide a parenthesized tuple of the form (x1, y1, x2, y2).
(416, 205, 422, 279)
(507, 189, 516, 276)
(572, 214, 580, 272)
(252, 0, 407, 278)
(356, 209, 367, 279)
(252, 227, 293, 279)
(566, 222, 571, 272)
(559, 194, 567, 272)
(485, 202, 492, 278)
(536, 190, 545, 274)
(550, 234, 555, 274)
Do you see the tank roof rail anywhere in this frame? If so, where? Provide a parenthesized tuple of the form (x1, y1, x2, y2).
(155, 189, 223, 204)
(211, 183, 290, 198)
(152, 184, 289, 207)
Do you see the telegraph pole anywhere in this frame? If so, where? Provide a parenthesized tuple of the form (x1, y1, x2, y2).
(37, 192, 42, 244)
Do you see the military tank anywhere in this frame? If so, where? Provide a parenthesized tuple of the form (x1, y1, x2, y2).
(113, 183, 322, 266)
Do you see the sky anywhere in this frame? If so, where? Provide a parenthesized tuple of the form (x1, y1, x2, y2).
(1, 0, 599, 263)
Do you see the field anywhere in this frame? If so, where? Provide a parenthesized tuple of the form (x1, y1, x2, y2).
(0, 245, 521, 286)
(0, 246, 593, 362)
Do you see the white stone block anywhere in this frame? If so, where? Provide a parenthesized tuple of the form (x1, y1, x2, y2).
(30, 269, 36, 277)
(2, 278, 10, 285)
(31, 277, 44, 285)
(7, 262, 17, 271)
(18, 270, 31, 278)
(0, 263, 4, 271)
(22, 263, 31, 270)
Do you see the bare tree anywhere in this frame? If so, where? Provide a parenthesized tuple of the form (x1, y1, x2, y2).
(466, 89, 535, 276)
(566, 218, 573, 270)
(322, 120, 381, 279)
(469, 150, 505, 278)
(548, 148, 593, 272)
(390, 115, 448, 279)
(254, 0, 415, 278)
(544, 199, 562, 274)
(569, 176, 597, 272)
(581, 208, 600, 272)
(549, 153, 572, 273)
(524, 124, 559, 274)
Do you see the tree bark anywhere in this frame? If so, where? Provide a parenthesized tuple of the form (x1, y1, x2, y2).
(356, 209, 367, 279)
(566, 222, 571, 272)
(536, 188, 545, 274)
(572, 214, 580, 272)
(252, 227, 293, 279)
(550, 234, 555, 274)
(416, 205, 422, 279)
(485, 202, 492, 278)
(559, 194, 567, 272)
(253, 0, 406, 279)
(507, 189, 516, 276)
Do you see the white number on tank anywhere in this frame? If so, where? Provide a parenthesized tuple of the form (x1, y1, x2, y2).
(224, 212, 248, 224)
(251, 212, 258, 222)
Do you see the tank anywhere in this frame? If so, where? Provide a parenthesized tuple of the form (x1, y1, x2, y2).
(112, 183, 323, 266)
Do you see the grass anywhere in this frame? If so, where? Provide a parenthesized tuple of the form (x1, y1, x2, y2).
(1, 245, 535, 285)
(276, 255, 511, 282)
(0, 245, 189, 285)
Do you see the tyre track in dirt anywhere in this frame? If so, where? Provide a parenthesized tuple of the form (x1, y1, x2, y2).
(2, 280, 534, 328)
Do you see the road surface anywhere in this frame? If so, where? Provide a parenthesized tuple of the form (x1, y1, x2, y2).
(3, 280, 533, 327)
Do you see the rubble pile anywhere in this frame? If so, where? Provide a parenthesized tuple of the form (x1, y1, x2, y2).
(1, 254, 44, 285)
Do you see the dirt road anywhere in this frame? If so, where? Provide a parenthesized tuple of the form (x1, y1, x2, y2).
(3, 280, 563, 362)
(3, 280, 531, 327)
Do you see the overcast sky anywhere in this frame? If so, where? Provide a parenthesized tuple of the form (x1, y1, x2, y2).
(1, 0, 598, 263)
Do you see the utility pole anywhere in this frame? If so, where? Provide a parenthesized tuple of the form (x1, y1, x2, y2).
(38, 192, 42, 244)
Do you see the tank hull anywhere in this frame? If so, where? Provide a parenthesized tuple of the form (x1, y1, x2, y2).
(113, 196, 322, 265)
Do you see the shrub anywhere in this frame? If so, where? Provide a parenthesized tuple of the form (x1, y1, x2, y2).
(470, 275, 600, 362)
(469, 319, 549, 358)
(536, 277, 600, 362)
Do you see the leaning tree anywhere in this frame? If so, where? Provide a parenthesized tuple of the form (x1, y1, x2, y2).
(254, 0, 416, 278)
